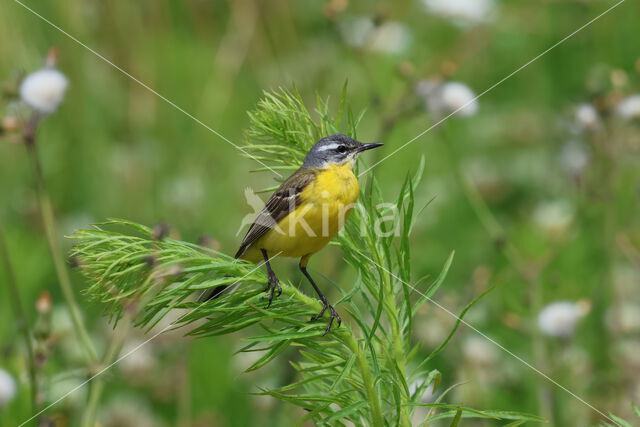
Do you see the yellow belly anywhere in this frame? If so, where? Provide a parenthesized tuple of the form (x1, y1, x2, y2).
(243, 163, 359, 262)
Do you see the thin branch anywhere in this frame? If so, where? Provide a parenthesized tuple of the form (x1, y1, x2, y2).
(23, 114, 98, 363)
(0, 225, 38, 414)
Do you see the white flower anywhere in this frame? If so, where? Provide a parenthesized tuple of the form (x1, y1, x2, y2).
(340, 16, 374, 48)
(118, 338, 156, 380)
(462, 336, 498, 366)
(0, 369, 17, 407)
(616, 94, 640, 120)
(340, 17, 411, 53)
(606, 303, 640, 334)
(559, 140, 589, 178)
(532, 200, 574, 238)
(20, 67, 68, 114)
(537, 301, 588, 338)
(368, 22, 412, 54)
(574, 103, 600, 131)
(422, 0, 496, 27)
(417, 80, 478, 118)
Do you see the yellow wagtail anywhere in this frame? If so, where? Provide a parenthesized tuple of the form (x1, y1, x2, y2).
(234, 134, 382, 334)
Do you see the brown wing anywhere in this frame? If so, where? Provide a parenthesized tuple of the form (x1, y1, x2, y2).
(235, 168, 317, 259)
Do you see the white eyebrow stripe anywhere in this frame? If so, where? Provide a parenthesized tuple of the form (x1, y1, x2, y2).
(316, 143, 339, 152)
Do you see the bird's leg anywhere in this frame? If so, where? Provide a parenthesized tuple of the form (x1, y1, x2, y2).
(299, 256, 341, 335)
(261, 249, 281, 308)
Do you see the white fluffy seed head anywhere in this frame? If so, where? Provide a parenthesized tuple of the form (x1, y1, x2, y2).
(0, 369, 17, 407)
(422, 0, 496, 27)
(340, 17, 411, 54)
(532, 200, 575, 239)
(537, 301, 589, 338)
(20, 67, 68, 114)
(559, 140, 589, 178)
(418, 80, 478, 118)
(606, 303, 640, 334)
(574, 103, 600, 130)
(462, 336, 498, 366)
(340, 16, 374, 49)
(440, 82, 478, 116)
(368, 22, 412, 54)
(616, 94, 640, 120)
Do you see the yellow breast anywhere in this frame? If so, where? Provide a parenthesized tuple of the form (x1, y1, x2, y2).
(302, 162, 360, 208)
(251, 162, 359, 260)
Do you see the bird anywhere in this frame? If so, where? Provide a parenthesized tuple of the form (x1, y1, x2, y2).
(207, 134, 383, 334)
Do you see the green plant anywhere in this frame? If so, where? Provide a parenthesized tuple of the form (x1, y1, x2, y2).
(70, 89, 542, 425)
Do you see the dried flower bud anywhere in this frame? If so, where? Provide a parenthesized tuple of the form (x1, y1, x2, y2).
(2, 116, 20, 133)
(323, 0, 348, 19)
(152, 222, 170, 241)
(197, 234, 221, 251)
(610, 69, 628, 87)
(36, 291, 52, 315)
(144, 254, 157, 268)
(502, 312, 522, 329)
(397, 61, 415, 78)
(440, 60, 458, 77)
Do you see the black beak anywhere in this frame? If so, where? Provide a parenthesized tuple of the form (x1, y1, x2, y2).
(357, 142, 384, 152)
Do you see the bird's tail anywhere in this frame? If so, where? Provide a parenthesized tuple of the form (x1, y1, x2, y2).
(197, 285, 229, 302)
(198, 252, 249, 302)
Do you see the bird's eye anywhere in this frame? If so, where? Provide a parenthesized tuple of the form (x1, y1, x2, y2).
(336, 145, 347, 153)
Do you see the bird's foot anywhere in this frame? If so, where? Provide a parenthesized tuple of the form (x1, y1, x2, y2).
(311, 303, 342, 336)
(264, 272, 281, 308)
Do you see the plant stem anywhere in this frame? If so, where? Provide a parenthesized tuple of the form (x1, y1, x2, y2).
(385, 283, 412, 427)
(176, 349, 192, 427)
(23, 118, 98, 363)
(288, 288, 385, 426)
(347, 335, 385, 427)
(440, 132, 555, 424)
(80, 317, 130, 427)
(0, 226, 38, 414)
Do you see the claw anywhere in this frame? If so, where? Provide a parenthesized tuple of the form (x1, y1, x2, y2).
(310, 304, 327, 322)
(266, 287, 275, 308)
(264, 273, 280, 308)
(311, 302, 341, 335)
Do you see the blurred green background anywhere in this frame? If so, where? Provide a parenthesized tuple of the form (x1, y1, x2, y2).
(1, 0, 640, 425)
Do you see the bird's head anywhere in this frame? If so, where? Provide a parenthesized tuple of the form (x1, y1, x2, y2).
(301, 134, 383, 169)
